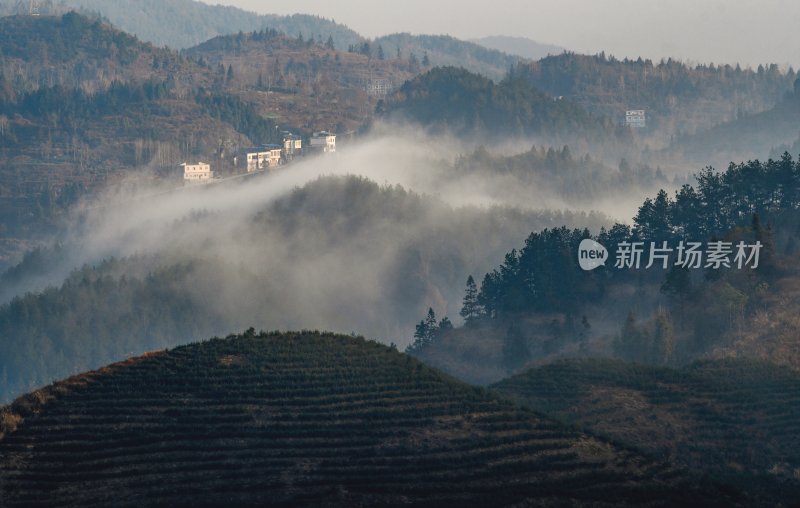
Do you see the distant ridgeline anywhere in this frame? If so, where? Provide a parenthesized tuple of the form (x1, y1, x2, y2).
(409, 154, 800, 373)
(0, 0, 365, 51)
(516, 52, 796, 135)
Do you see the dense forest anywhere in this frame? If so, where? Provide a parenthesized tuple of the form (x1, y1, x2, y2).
(669, 79, 800, 166)
(447, 144, 673, 203)
(518, 52, 796, 142)
(409, 154, 800, 377)
(384, 66, 628, 149)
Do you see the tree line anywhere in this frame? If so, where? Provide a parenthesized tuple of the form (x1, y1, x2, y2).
(408, 155, 800, 362)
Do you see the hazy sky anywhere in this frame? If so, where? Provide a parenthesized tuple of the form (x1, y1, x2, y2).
(202, 0, 800, 68)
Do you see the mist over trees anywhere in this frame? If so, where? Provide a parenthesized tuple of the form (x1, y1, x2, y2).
(0, 175, 609, 403)
(410, 154, 800, 378)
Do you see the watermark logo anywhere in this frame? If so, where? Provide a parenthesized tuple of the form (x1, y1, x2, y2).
(578, 239, 609, 271)
(578, 239, 763, 271)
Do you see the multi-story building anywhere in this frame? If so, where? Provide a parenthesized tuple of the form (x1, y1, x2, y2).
(365, 78, 392, 97)
(625, 110, 647, 129)
(244, 145, 283, 172)
(182, 162, 213, 182)
(282, 133, 302, 161)
(310, 131, 336, 153)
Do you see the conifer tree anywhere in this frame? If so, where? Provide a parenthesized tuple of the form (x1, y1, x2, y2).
(459, 275, 481, 326)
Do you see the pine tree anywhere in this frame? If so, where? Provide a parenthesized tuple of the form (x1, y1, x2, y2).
(406, 308, 439, 354)
(424, 308, 437, 341)
(459, 275, 481, 326)
(422, 51, 430, 67)
(325, 35, 335, 50)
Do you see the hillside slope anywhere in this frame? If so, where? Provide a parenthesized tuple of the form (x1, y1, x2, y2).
(517, 52, 795, 148)
(5, 0, 366, 51)
(384, 66, 627, 151)
(494, 358, 800, 504)
(669, 81, 800, 167)
(0, 331, 743, 507)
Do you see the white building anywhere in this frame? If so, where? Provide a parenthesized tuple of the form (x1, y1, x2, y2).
(282, 133, 302, 161)
(625, 110, 646, 129)
(182, 162, 213, 182)
(366, 78, 392, 97)
(310, 131, 336, 153)
(245, 146, 283, 172)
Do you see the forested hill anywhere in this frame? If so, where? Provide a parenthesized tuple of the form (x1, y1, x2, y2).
(0, 12, 394, 244)
(0, 0, 365, 51)
(0, 331, 744, 507)
(0, 0, 520, 80)
(0, 12, 198, 98)
(384, 66, 628, 149)
(373, 33, 520, 81)
(517, 52, 795, 141)
(669, 79, 800, 166)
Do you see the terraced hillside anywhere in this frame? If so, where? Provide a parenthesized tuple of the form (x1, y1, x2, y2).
(0, 332, 740, 507)
(494, 358, 800, 504)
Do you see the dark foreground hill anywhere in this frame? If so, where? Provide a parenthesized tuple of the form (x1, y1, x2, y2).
(494, 358, 800, 504)
(0, 331, 741, 507)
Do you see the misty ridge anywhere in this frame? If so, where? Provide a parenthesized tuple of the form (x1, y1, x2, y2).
(0, 124, 649, 401)
(4, 103, 782, 404)
(4, 3, 800, 506)
(0, 6, 797, 407)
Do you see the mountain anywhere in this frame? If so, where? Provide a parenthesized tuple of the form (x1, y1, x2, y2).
(669, 80, 800, 167)
(494, 357, 800, 504)
(0, 0, 366, 51)
(373, 33, 521, 81)
(471, 35, 565, 61)
(183, 30, 418, 132)
(0, 331, 744, 507)
(0, 13, 387, 256)
(0, 12, 198, 96)
(0, 13, 233, 238)
(0, 1, 520, 80)
(515, 52, 796, 147)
